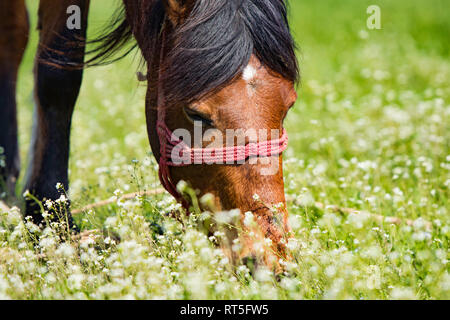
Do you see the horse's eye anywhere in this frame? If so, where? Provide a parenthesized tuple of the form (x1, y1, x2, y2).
(183, 107, 214, 127)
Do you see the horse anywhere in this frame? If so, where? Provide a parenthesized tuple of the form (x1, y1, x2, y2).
(0, 0, 299, 269)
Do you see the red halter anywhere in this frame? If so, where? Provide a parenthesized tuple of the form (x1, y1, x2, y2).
(157, 121, 289, 200)
(155, 25, 289, 203)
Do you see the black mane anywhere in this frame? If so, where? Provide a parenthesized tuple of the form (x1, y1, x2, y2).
(88, 0, 299, 104)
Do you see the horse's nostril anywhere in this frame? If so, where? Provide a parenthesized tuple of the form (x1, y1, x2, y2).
(241, 255, 259, 274)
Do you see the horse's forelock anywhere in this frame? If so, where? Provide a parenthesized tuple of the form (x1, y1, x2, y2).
(86, 0, 299, 104)
(161, 0, 299, 104)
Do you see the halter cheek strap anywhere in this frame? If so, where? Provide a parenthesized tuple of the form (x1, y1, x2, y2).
(156, 25, 181, 201)
(155, 25, 289, 203)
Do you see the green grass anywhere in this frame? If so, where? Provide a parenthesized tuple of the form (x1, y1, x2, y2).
(0, 0, 448, 299)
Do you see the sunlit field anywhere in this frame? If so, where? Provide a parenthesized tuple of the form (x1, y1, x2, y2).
(0, 0, 448, 299)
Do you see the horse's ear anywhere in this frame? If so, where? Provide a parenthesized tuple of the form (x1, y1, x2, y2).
(164, 0, 195, 26)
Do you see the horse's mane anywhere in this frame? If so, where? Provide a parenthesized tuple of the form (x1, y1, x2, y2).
(87, 0, 299, 104)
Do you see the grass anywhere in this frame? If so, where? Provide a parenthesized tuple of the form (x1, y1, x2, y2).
(0, 0, 448, 299)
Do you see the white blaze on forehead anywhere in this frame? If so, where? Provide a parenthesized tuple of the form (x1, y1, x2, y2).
(242, 65, 257, 82)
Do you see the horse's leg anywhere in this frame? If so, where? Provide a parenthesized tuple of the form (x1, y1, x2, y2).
(0, 0, 29, 200)
(23, 0, 90, 229)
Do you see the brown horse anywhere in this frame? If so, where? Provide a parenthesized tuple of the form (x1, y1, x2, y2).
(0, 0, 299, 268)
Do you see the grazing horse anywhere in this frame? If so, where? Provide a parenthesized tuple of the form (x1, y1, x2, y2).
(0, 0, 299, 268)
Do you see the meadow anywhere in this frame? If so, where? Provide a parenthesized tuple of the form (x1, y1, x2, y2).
(0, 0, 448, 299)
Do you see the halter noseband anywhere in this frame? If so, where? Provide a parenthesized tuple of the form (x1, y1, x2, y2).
(157, 121, 289, 200)
(155, 25, 289, 203)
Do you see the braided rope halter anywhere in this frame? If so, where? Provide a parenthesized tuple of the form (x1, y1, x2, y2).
(155, 24, 289, 203)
